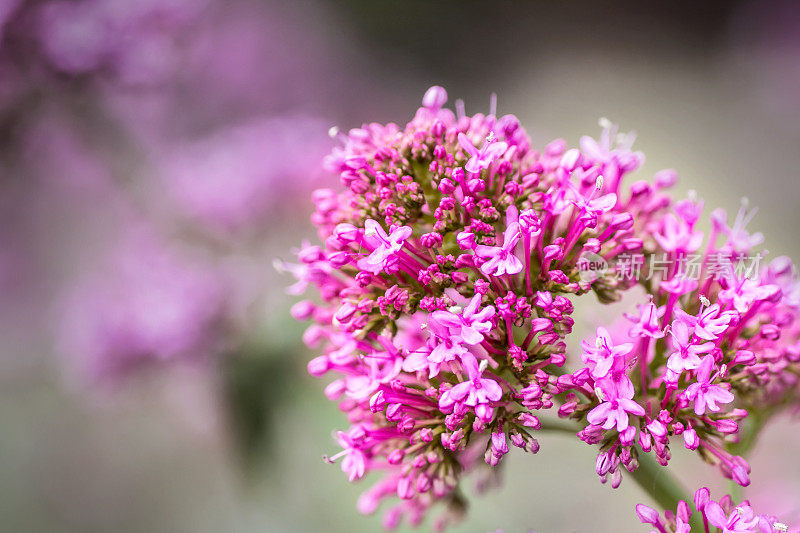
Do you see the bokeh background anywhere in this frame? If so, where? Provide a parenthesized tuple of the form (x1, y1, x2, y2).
(2, 0, 800, 531)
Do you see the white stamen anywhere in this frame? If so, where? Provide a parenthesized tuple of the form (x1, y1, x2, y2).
(594, 386, 606, 401)
(324, 449, 347, 464)
(479, 359, 489, 373)
(598, 117, 612, 129)
(272, 259, 286, 273)
(595, 336, 605, 349)
(328, 126, 340, 139)
(741, 196, 750, 208)
(595, 175, 604, 191)
(486, 131, 496, 143)
(774, 522, 788, 532)
(448, 305, 463, 314)
(699, 295, 711, 307)
(688, 189, 698, 201)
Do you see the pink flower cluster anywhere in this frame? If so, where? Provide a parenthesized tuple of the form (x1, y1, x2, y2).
(637, 488, 787, 532)
(561, 200, 800, 491)
(286, 87, 798, 529)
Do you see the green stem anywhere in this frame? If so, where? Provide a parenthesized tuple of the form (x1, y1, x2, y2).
(628, 448, 704, 531)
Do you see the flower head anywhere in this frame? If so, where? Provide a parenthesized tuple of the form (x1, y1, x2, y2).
(286, 86, 799, 529)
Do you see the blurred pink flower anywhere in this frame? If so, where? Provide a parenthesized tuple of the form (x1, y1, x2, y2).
(36, 0, 206, 84)
(59, 233, 229, 381)
(160, 116, 331, 234)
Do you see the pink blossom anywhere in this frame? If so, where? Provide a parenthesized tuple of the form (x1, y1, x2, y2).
(403, 315, 468, 378)
(666, 320, 714, 375)
(474, 222, 523, 276)
(587, 378, 645, 432)
(579, 118, 644, 174)
(357, 219, 413, 275)
(581, 326, 634, 379)
(712, 202, 764, 254)
(457, 132, 508, 174)
(334, 426, 368, 482)
(674, 197, 704, 227)
(684, 354, 734, 415)
(654, 213, 704, 253)
(674, 303, 736, 341)
(431, 294, 495, 345)
(573, 189, 618, 228)
(705, 501, 760, 533)
(344, 351, 402, 401)
(660, 276, 698, 296)
(439, 355, 502, 415)
(719, 279, 781, 314)
(627, 301, 666, 339)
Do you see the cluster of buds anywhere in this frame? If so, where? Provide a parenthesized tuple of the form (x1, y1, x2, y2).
(285, 86, 797, 530)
